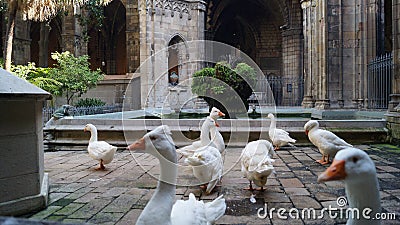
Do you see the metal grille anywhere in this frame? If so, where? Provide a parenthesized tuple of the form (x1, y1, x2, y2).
(43, 104, 123, 124)
(367, 53, 393, 109)
(254, 75, 304, 106)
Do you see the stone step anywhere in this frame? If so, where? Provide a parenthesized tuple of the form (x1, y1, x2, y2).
(44, 118, 388, 151)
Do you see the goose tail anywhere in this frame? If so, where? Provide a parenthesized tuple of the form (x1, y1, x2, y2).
(205, 194, 226, 224)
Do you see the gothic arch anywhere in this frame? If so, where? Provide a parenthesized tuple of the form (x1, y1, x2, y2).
(207, 0, 304, 106)
(167, 34, 188, 86)
(88, 0, 126, 74)
(30, 16, 62, 67)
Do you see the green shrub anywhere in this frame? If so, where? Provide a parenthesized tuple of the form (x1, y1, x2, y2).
(191, 61, 257, 118)
(10, 62, 61, 95)
(48, 51, 104, 104)
(75, 98, 106, 107)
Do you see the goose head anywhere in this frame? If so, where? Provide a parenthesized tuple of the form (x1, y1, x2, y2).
(317, 147, 377, 184)
(209, 107, 225, 121)
(83, 123, 95, 132)
(267, 113, 275, 119)
(127, 125, 176, 163)
(304, 120, 319, 135)
(186, 151, 207, 166)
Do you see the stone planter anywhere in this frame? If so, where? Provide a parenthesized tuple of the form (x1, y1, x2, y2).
(0, 69, 51, 216)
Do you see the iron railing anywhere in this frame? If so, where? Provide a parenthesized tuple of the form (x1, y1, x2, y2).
(252, 75, 304, 106)
(367, 53, 393, 109)
(43, 104, 123, 124)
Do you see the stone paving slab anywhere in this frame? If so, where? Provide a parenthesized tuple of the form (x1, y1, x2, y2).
(10, 144, 400, 224)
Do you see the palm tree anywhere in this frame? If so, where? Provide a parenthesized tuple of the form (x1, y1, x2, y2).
(3, 0, 112, 71)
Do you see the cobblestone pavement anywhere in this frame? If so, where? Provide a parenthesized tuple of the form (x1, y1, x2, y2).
(23, 144, 400, 225)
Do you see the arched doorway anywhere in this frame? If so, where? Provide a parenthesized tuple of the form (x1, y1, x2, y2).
(207, 0, 303, 106)
(88, 0, 126, 74)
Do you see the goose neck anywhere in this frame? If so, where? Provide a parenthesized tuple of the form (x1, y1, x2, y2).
(345, 177, 381, 225)
(147, 155, 177, 220)
(200, 125, 211, 144)
(89, 127, 98, 142)
(270, 117, 276, 129)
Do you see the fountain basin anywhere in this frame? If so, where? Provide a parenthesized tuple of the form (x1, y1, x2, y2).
(44, 117, 388, 151)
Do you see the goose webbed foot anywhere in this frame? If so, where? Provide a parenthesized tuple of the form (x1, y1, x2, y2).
(317, 156, 329, 165)
(95, 160, 106, 170)
(243, 181, 255, 191)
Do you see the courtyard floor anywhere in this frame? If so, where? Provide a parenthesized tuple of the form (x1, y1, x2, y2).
(21, 144, 400, 225)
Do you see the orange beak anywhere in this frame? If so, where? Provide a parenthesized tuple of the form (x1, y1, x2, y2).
(305, 130, 309, 135)
(317, 159, 347, 183)
(84, 128, 88, 132)
(218, 111, 225, 117)
(127, 137, 145, 151)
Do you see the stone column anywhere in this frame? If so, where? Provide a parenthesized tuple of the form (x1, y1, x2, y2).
(126, 0, 140, 73)
(386, 0, 400, 143)
(389, 0, 400, 112)
(301, 0, 317, 108)
(61, 5, 76, 54)
(74, 6, 87, 56)
(13, 14, 30, 65)
(139, 0, 154, 108)
(314, 0, 330, 109)
(38, 23, 50, 67)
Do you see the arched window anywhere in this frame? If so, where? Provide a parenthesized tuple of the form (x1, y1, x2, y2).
(167, 35, 185, 86)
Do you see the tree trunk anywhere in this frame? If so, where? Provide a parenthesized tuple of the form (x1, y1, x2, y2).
(5, 5, 18, 71)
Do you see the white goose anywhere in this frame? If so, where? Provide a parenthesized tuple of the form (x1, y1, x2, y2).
(185, 145, 223, 194)
(177, 116, 220, 156)
(304, 120, 352, 165)
(318, 147, 381, 225)
(241, 140, 275, 191)
(127, 125, 226, 225)
(84, 123, 117, 170)
(267, 113, 296, 150)
(209, 107, 225, 154)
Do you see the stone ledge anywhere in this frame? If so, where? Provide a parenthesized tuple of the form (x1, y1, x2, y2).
(43, 118, 389, 151)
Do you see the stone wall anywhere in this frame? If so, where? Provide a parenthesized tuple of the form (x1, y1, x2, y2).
(53, 75, 141, 110)
(139, 0, 206, 109)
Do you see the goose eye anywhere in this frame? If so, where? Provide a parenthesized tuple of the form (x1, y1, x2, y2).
(352, 157, 359, 163)
(150, 136, 157, 141)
